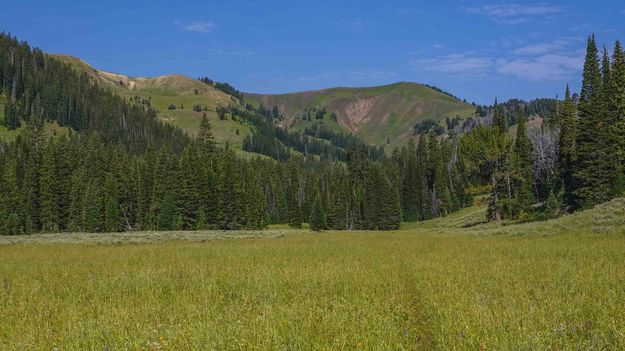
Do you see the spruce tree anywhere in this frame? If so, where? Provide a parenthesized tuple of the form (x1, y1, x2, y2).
(363, 163, 401, 230)
(157, 192, 179, 230)
(218, 151, 244, 230)
(558, 86, 578, 210)
(196, 208, 208, 230)
(287, 163, 303, 228)
(415, 136, 429, 220)
(574, 34, 614, 207)
(179, 146, 202, 229)
(492, 98, 507, 134)
(82, 181, 104, 232)
(23, 125, 44, 232)
(608, 41, 625, 194)
(544, 189, 562, 219)
(243, 170, 268, 229)
(197, 113, 216, 154)
(401, 140, 419, 221)
(514, 109, 534, 215)
(39, 140, 60, 232)
(104, 173, 124, 232)
(0, 159, 23, 235)
(309, 193, 327, 231)
(67, 168, 86, 232)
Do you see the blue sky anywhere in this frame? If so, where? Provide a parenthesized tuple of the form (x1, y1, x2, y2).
(2, 0, 624, 104)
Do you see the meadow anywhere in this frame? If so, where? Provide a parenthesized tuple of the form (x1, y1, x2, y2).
(1, 200, 624, 350)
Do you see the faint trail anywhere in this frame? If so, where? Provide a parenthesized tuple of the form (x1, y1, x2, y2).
(396, 264, 437, 350)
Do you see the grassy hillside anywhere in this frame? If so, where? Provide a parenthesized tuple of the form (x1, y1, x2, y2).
(245, 82, 476, 150)
(1, 200, 624, 349)
(52, 55, 253, 151)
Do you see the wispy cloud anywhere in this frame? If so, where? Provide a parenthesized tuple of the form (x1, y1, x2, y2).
(466, 4, 563, 25)
(347, 69, 397, 80)
(411, 37, 583, 82)
(512, 38, 577, 55)
(497, 54, 583, 80)
(412, 54, 493, 75)
(183, 21, 216, 33)
(297, 72, 337, 83)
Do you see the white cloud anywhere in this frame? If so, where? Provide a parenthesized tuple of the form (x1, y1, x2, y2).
(412, 40, 583, 82)
(297, 72, 337, 83)
(513, 42, 562, 55)
(512, 38, 577, 55)
(412, 54, 493, 74)
(467, 4, 562, 17)
(347, 69, 397, 80)
(467, 4, 563, 25)
(497, 54, 583, 80)
(183, 21, 216, 33)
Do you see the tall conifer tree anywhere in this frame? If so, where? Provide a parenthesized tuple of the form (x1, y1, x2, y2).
(558, 86, 578, 210)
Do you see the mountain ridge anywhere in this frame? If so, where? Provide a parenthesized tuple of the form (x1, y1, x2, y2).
(51, 54, 476, 151)
(244, 81, 475, 149)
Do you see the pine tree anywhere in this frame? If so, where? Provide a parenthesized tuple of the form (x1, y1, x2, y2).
(0, 159, 23, 235)
(104, 173, 124, 232)
(513, 109, 534, 215)
(415, 136, 429, 220)
(23, 125, 44, 232)
(196, 208, 208, 230)
(309, 193, 327, 231)
(492, 98, 507, 134)
(179, 146, 202, 229)
(608, 41, 625, 195)
(544, 189, 562, 219)
(401, 140, 419, 221)
(287, 163, 303, 228)
(363, 163, 401, 230)
(458, 126, 511, 222)
(243, 170, 268, 229)
(326, 167, 349, 230)
(218, 151, 244, 230)
(558, 86, 578, 210)
(39, 140, 60, 232)
(82, 181, 104, 232)
(157, 192, 179, 230)
(67, 168, 86, 232)
(574, 34, 615, 208)
(197, 113, 216, 154)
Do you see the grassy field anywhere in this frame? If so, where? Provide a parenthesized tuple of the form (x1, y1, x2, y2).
(1, 201, 624, 350)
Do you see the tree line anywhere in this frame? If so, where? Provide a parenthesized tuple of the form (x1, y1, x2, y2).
(0, 114, 469, 234)
(459, 34, 625, 221)
(3, 32, 621, 235)
(0, 33, 471, 234)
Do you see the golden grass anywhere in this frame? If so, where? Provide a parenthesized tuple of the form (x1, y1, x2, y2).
(1, 200, 624, 350)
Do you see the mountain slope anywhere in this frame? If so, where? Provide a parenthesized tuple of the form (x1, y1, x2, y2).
(52, 54, 252, 152)
(244, 82, 475, 149)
